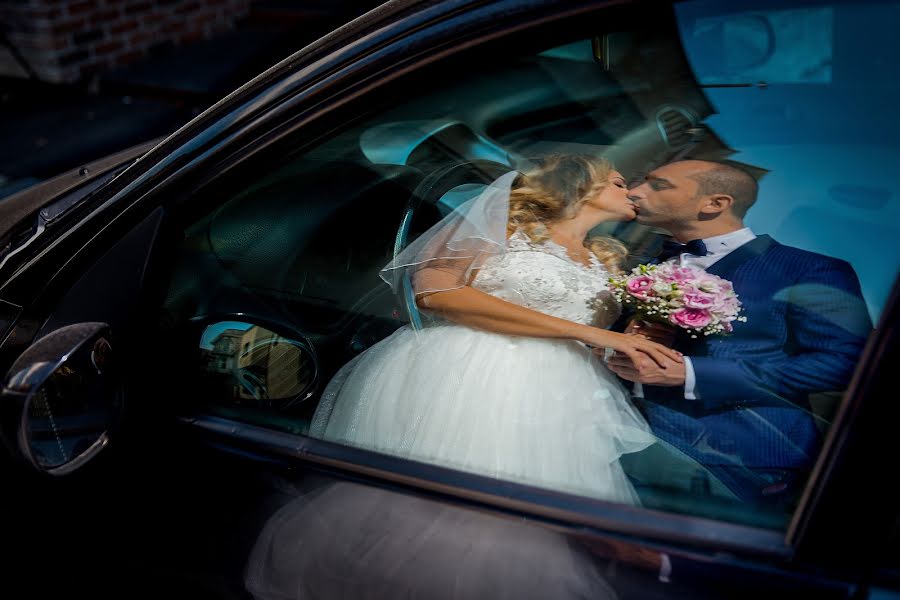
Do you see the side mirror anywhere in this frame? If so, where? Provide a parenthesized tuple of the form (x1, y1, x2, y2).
(1, 322, 121, 475)
(198, 320, 318, 412)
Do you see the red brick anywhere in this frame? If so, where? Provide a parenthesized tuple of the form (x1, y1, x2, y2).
(174, 1, 202, 16)
(22, 6, 63, 20)
(53, 18, 87, 35)
(33, 1, 72, 8)
(109, 18, 139, 34)
(93, 39, 124, 55)
(191, 8, 219, 24)
(165, 17, 188, 31)
(67, 1, 101, 16)
(124, 1, 154, 13)
(92, 8, 122, 23)
(128, 31, 157, 46)
(141, 13, 168, 26)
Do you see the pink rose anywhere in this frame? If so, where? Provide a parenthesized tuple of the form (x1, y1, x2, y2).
(656, 264, 694, 283)
(626, 276, 654, 299)
(669, 307, 712, 329)
(682, 292, 717, 309)
(670, 266, 697, 283)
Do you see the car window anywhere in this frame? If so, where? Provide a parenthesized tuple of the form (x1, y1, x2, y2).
(162, 0, 898, 531)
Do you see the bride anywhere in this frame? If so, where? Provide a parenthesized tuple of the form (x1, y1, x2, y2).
(309, 155, 681, 505)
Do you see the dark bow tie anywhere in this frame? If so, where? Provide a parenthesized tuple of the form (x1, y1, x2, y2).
(656, 238, 708, 263)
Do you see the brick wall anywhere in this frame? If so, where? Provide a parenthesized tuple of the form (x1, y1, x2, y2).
(0, 0, 252, 84)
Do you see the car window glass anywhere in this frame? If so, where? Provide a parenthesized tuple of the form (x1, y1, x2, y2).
(674, 0, 900, 318)
(162, 0, 898, 531)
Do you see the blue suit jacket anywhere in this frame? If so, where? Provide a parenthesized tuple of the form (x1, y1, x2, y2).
(640, 235, 872, 488)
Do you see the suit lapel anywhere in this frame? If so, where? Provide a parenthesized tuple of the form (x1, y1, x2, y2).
(705, 234, 777, 277)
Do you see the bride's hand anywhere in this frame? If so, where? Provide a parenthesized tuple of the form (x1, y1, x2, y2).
(589, 330, 683, 369)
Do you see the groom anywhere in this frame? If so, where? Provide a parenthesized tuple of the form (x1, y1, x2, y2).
(606, 159, 872, 505)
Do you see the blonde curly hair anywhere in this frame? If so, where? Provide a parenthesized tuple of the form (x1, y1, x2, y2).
(507, 154, 627, 272)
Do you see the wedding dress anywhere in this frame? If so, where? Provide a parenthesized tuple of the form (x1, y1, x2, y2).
(309, 231, 655, 505)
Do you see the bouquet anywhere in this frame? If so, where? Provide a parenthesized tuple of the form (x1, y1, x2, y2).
(608, 263, 746, 338)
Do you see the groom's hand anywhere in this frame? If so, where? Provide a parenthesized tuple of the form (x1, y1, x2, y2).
(626, 319, 676, 347)
(607, 351, 686, 386)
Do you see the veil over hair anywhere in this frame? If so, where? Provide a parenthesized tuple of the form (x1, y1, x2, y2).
(380, 170, 520, 297)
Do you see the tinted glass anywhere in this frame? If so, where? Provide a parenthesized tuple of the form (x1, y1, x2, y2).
(163, 0, 897, 530)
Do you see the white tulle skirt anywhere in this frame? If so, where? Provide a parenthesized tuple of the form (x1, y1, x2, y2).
(310, 324, 655, 505)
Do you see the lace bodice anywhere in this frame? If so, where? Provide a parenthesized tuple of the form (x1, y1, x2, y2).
(472, 231, 621, 327)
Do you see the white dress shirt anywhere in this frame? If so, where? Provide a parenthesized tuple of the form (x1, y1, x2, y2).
(632, 228, 757, 400)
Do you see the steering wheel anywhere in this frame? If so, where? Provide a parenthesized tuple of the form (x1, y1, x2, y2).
(394, 159, 515, 329)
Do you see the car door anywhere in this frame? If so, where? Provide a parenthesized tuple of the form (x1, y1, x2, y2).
(2, 1, 898, 599)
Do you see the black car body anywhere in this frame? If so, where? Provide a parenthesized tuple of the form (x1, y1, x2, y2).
(1, 0, 898, 598)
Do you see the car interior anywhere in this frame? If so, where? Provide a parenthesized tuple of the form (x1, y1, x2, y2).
(158, 23, 725, 425)
(131, 4, 880, 529)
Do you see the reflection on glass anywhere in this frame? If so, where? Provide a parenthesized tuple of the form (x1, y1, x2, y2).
(245, 481, 629, 600)
(675, 0, 900, 318)
(681, 6, 834, 84)
(167, 0, 898, 533)
(199, 323, 316, 410)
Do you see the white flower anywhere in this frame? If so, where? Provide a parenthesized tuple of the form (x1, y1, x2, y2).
(651, 282, 672, 296)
